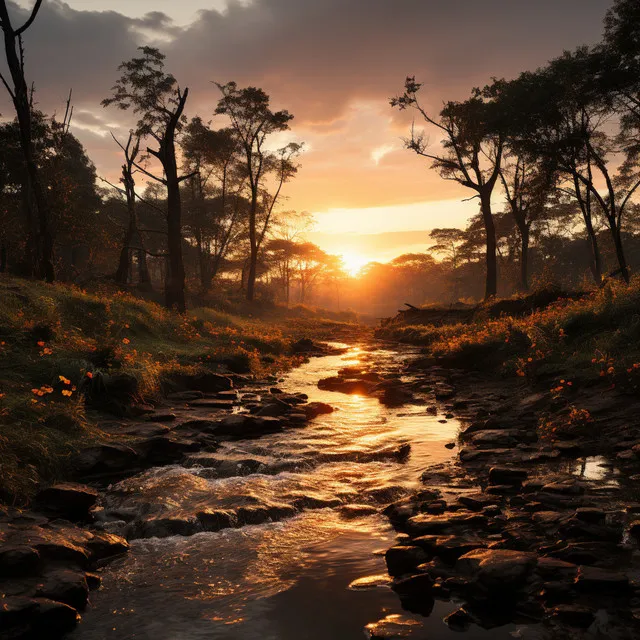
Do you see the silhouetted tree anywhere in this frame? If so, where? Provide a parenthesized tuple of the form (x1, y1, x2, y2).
(215, 82, 301, 301)
(0, 0, 54, 281)
(392, 78, 504, 299)
(103, 47, 191, 311)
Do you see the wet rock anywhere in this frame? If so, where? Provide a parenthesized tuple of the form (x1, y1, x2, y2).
(303, 402, 335, 419)
(444, 607, 474, 631)
(574, 566, 630, 595)
(413, 535, 486, 563)
(188, 398, 236, 409)
(348, 574, 391, 590)
(0, 596, 80, 638)
(339, 505, 379, 519)
(0, 546, 42, 578)
(123, 423, 172, 437)
(135, 435, 201, 465)
(164, 371, 233, 393)
(72, 443, 140, 478)
(34, 483, 98, 522)
(391, 572, 434, 596)
(469, 430, 520, 448)
(559, 517, 622, 543)
(36, 569, 89, 610)
(542, 481, 585, 496)
(253, 398, 291, 417)
(385, 545, 428, 576)
(136, 516, 200, 539)
(548, 542, 609, 566)
(535, 557, 578, 579)
(85, 572, 101, 590)
(166, 390, 204, 402)
(575, 508, 606, 524)
(217, 414, 284, 437)
(364, 613, 424, 638)
(457, 494, 499, 512)
(550, 604, 595, 628)
(86, 530, 129, 560)
(444, 442, 456, 449)
(456, 549, 537, 589)
(196, 509, 235, 531)
(488, 466, 528, 485)
(405, 513, 488, 537)
(318, 376, 377, 395)
(540, 580, 574, 605)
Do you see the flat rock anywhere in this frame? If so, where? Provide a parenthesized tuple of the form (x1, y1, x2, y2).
(36, 568, 89, 610)
(488, 466, 528, 485)
(364, 614, 424, 638)
(385, 545, 428, 576)
(0, 596, 80, 637)
(456, 549, 537, 588)
(550, 604, 595, 628)
(0, 545, 41, 577)
(34, 483, 98, 521)
(574, 566, 629, 594)
(348, 574, 391, 590)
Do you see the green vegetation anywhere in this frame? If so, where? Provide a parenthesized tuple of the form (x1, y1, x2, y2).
(0, 275, 360, 504)
(377, 281, 640, 391)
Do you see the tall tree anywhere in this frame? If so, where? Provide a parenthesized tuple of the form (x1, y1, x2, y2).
(0, 0, 54, 281)
(391, 78, 504, 299)
(215, 82, 301, 301)
(103, 47, 191, 311)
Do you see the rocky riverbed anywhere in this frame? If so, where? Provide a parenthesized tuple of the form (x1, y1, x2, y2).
(2, 340, 640, 639)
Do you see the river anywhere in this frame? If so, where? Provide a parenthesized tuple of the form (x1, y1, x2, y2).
(71, 343, 528, 640)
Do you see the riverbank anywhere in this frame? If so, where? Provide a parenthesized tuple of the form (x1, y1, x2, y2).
(368, 284, 640, 637)
(0, 275, 362, 506)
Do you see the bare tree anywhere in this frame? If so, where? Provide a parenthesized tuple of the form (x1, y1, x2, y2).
(0, 0, 54, 281)
(103, 47, 192, 311)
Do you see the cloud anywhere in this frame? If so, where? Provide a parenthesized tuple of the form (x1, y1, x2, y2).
(0, 0, 615, 215)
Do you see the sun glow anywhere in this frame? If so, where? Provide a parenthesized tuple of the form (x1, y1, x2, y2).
(340, 252, 370, 277)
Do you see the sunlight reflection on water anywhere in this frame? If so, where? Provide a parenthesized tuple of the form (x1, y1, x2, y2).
(72, 344, 527, 640)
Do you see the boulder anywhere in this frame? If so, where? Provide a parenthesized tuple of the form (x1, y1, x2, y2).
(574, 566, 629, 595)
(34, 483, 98, 521)
(550, 605, 595, 628)
(385, 545, 428, 576)
(0, 545, 41, 578)
(86, 531, 129, 560)
(456, 549, 537, 589)
(488, 466, 528, 485)
(303, 402, 334, 419)
(36, 569, 89, 611)
(0, 596, 80, 638)
(72, 443, 140, 478)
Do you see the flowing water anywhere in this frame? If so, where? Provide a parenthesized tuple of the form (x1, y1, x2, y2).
(71, 344, 529, 640)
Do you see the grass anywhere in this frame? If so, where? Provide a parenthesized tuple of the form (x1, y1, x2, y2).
(0, 275, 361, 504)
(376, 279, 640, 391)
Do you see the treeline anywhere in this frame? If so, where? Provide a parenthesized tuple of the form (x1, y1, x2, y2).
(392, 0, 640, 300)
(0, 1, 309, 312)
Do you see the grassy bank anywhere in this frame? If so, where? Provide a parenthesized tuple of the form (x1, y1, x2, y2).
(0, 275, 360, 504)
(376, 281, 640, 391)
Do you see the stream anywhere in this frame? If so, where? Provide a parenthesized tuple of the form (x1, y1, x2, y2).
(70, 343, 530, 640)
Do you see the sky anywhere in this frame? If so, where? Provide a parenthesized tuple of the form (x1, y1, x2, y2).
(7, 0, 614, 265)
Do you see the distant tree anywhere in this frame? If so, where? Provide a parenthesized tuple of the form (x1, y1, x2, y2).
(429, 228, 467, 301)
(0, 0, 54, 281)
(215, 82, 301, 301)
(181, 117, 247, 290)
(103, 47, 192, 311)
(392, 78, 504, 299)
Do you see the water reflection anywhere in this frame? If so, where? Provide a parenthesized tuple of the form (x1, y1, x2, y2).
(73, 344, 523, 640)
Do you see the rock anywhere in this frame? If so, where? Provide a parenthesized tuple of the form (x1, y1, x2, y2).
(135, 435, 200, 464)
(444, 607, 474, 632)
(188, 398, 236, 409)
(165, 372, 233, 393)
(364, 614, 424, 638)
(144, 412, 177, 422)
(166, 390, 204, 401)
(123, 423, 172, 437)
(405, 513, 488, 537)
(540, 580, 575, 605)
(385, 545, 428, 576)
(36, 569, 89, 610)
(391, 572, 434, 596)
(86, 372, 139, 415)
(348, 574, 391, 591)
(444, 442, 456, 449)
(550, 604, 595, 628)
(535, 557, 578, 579)
(457, 493, 499, 512)
(318, 376, 377, 395)
(303, 402, 334, 419)
(86, 531, 129, 560)
(542, 481, 585, 496)
(470, 430, 520, 448)
(196, 509, 235, 532)
(574, 566, 629, 595)
(413, 535, 486, 563)
(34, 483, 98, 521)
(0, 596, 80, 637)
(85, 572, 101, 590)
(217, 414, 284, 437)
(575, 508, 606, 524)
(254, 399, 290, 417)
(72, 443, 140, 478)
(456, 549, 537, 589)
(488, 466, 528, 485)
(136, 516, 200, 539)
(0, 545, 41, 577)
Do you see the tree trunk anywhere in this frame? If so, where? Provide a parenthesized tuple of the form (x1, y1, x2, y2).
(165, 156, 186, 312)
(611, 225, 630, 283)
(480, 191, 497, 299)
(246, 192, 258, 302)
(0, 11, 54, 282)
(583, 216, 602, 284)
(520, 225, 530, 292)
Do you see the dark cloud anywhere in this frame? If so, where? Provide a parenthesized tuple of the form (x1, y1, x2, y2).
(0, 0, 615, 209)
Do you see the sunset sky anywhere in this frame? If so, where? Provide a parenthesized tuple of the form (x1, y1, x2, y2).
(7, 0, 613, 265)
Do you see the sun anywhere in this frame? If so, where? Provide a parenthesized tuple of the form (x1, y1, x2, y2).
(340, 252, 369, 277)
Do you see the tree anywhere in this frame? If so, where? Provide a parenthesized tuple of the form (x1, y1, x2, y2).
(0, 0, 54, 281)
(181, 117, 246, 290)
(429, 228, 467, 301)
(103, 47, 191, 311)
(215, 82, 301, 301)
(391, 78, 504, 299)
(107, 133, 152, 289)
